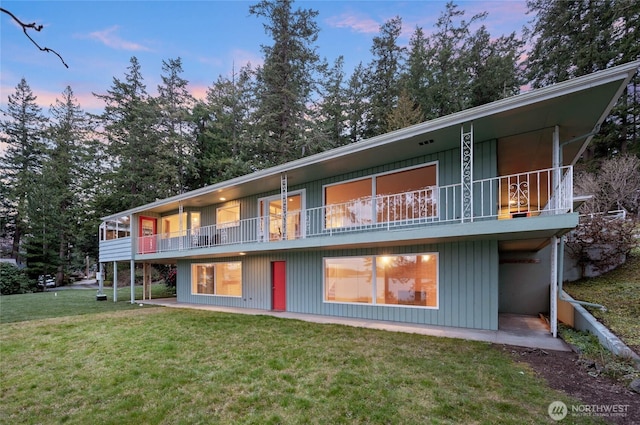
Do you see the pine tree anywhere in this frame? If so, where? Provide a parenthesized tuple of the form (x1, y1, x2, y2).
(466, 26, 523, 107)
(94, 56, 166, 211)
(314, 56, 349, 148)
(526, 0, 640, 163)
(365, 16, 405, 138)
(0, 78, 47, 263)
(424, 2, 487, 118)
(344, 62, 370, 143)
(249, 0, 321, 167)
(403, 26, 430, 122)
(31, 86, 96, 284)
(157, 57, 196, 194)
(189, 66, 254, 188)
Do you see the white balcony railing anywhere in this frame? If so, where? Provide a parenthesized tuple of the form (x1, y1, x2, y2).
(137, 166, 573, 254)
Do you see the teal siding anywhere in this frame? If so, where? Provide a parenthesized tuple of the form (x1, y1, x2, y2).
(175, 240, 499, 330)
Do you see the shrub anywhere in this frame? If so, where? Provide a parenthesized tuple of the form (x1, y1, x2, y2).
(0, 263, 36, 295)
(565, 214, 638, 277)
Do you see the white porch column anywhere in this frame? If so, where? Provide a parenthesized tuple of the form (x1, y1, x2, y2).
(280, 173, 288, 240)
(461, 123, 474, 222)
(130, 260, 135, 304)
(178, 202, 184, 250)
(550, 236, 558, 337)
(113, 261, 118, 302)
(552, 125, 560, 212)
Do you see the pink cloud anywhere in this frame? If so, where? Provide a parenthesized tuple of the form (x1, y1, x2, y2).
(86, 26, 151, 51)
(325, 13, 380, 34)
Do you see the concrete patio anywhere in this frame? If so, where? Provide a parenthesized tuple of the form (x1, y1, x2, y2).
(139, 298, 570, 352)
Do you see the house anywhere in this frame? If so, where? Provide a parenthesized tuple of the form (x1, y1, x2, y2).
(98, 61, 639, 337)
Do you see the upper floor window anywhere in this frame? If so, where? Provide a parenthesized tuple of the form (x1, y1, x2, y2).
(324, 163, 438, 229)
(100, 216, 131, 241)
(161, 213, 187, 238)
(217, 204, 240, 229)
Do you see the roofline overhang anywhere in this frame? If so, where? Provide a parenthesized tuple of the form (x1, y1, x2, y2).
(101, 60, 639, 221)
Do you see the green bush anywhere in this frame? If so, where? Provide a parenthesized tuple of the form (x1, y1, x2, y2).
(0, 263, 35, 295)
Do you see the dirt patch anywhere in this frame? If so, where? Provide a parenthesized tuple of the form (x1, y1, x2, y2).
(497, 345, 640, 424)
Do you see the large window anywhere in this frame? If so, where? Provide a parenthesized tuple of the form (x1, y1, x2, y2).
(324, 253, 438, 308)
(324, 163, 437, 229)
(217, 204, 240, 228)
(259, 192, 304, 241)
(100, 216, 131, 241)
(191, 262, 242, 297)
(161, 213, 187, 238)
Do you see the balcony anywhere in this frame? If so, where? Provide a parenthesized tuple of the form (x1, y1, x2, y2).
(138, 166, 573, 254)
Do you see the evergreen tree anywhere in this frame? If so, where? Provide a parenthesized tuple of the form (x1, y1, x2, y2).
(526, 0, 640, 163)
(424, 2, 487, 118)
(157, 57, 196, 194)
(0, 78, 47, 263)
(344, 62, 370, 143)
(466, 26, 523, 107)
(314, 56, 349, 148)
(386, 89, 424, 132)
(365, 16, 406, 138)
(249, 0, 321, 167)
(94, 56, 167, 212)
(31, 86, 96, 284)
(402, 26, 430, 122)
(189, 66, 254, 188)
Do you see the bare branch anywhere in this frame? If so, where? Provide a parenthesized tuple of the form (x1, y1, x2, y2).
(1, 7, 69, 68)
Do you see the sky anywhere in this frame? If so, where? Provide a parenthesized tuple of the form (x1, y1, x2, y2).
(1, 0, 532, 117)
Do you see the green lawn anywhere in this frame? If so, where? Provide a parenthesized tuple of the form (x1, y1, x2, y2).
(0, 292, 599, 425)
(564, 249, 640, 351)
(0, 284, 174, 324)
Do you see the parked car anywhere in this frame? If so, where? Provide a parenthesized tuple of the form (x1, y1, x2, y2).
(37, 275, 55, 289)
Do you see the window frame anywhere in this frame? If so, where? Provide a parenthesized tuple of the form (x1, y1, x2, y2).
(322, 162, 439, 230)
(216, 204, 241, 229)
(191, 261, 243, 297)
(323, 252, 439, 309)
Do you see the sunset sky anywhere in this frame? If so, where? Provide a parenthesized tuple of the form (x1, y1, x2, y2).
(1, 0, 531, 116)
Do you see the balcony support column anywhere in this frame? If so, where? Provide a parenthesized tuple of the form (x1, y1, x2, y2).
(130, 259, 135, 304)
(550, 235, 559, 337)
(281, 173, 288, 240)
(178, 202, 184, 250)
(113, 261, 118, 302)
(552, 125, 560, 212)
(461, 123, 474, 222)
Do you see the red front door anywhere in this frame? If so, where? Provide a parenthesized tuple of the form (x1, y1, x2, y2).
(272, 261, 286, 311)
(139, 217, 157, 253)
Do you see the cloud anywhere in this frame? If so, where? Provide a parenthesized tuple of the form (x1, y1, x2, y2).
(86, 26, 151, 51)
(325, 12, 380, 34)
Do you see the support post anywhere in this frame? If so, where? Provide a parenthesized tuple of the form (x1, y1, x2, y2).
(461, 123, 474, 222)
(178, 202, 184, 250)
(550, 236, 558, 337)
(552, 125, 560, 212)
(113, 261, 118, 302)
(280, 173, 288, 240)
(130, 260, 135, 304)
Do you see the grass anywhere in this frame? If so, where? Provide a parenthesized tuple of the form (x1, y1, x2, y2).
(559, 325, 639, 383)
(0, 298, 601, 425)
(564, 248, 640, 351)
(0, 284, 174, 324)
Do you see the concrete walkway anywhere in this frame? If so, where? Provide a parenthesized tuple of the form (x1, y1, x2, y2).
(140, 298, 570, 352)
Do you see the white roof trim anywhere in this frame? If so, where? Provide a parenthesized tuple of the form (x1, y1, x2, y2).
(102, 60, 639, 221)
